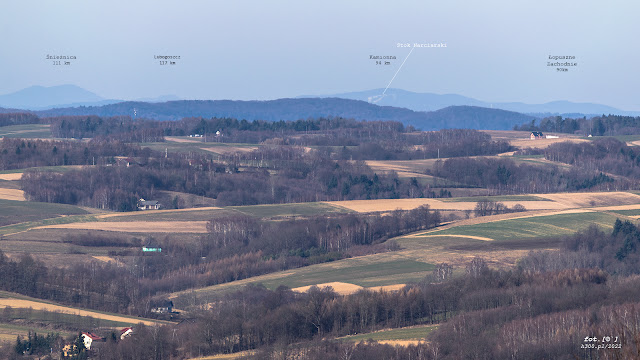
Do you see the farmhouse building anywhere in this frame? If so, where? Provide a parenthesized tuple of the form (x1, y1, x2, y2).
(151, 300, 174, 314)
(115, 157, 136, 167)
(120, 327, 133, 340)
(530, 131, 545, 139)
(138, 199, 161, 210)
(81, 332, 105, 350)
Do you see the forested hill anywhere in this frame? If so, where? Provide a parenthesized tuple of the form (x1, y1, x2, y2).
(0, 107, 27, 114)
(421, 105, 535, 130)
(31, 98, 535, 130)
(37, 98, 418, 123)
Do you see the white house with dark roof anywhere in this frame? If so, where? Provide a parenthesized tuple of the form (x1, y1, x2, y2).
(138, 199, 161, 210)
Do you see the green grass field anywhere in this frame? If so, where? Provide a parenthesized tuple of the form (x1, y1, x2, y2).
(0, 165, 87, 175)
(0, 165, 88, 177)
(0, 124, 52, 138)
(0, 291, 173, 326)
(427, 212, 618, 241)
(510, 154, 545, 159)
(0, 213, 97, 236)
(190, 351, 256, 360)
(172, 209, 623, 309)
(257, 259, 433, 288)
(0, 179, 20, 189)
(1, 307, 134, 329)
(608, 209, 640, 217)
(0, 169, 24, 174)
(417, 176, 466, 187)
(0, 199, 90, 228)
(21, 165, 84, 173)
(140, 141, 217, 156)
(228, 202, 352, 218)
(513, 157, 572, 169)
(339, 324, 438, 342)
(440, 195, 549, 202)
(0, 323, 74, 343)
(0, 239, 123, 256)
(102, 208, 234, 222)
(171, 256, 434, 309)
(141, 140, 260, 157)
(102, 202, 352, 222)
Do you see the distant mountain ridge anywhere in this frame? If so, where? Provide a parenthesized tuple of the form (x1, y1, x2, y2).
(0, 85, 105, 110)
(29, 98, 535, 131)
(299, 89, 484, 112)
(4, 84, 632, 130)
(2, 84, 635, 117)
(0, 85, 180, 110)
(302, 88, 635, 117)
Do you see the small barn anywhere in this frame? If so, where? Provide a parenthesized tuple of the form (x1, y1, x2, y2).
(530, 131, 545, 139)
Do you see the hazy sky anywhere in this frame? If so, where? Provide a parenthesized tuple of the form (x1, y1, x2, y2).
(2, 0, 638, 110)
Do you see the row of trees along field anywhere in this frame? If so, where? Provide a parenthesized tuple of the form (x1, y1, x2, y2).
(0, 138, 147, 171)
(50, 115, 164, 142)
(14, 138, 640, 210)
(43, 112, 640, 148)
(0, 113, 40, 127)
(514, 114, 640, 136)
(14, 112, 515, 159)
(429, 156, 636, 193)
(0, 206, 440, 314)
(11, 110, 640, 138)
(541, 137, 640, 178)
(7, 219, 640, 358)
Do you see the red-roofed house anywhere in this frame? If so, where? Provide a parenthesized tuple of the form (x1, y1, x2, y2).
(81, 332, 104, 350)
(120, 327, 133, 340)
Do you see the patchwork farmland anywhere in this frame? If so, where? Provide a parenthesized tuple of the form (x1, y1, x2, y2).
(3, 117, 640, 358)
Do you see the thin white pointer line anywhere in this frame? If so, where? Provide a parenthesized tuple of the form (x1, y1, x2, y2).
(382, 46, 415, 95)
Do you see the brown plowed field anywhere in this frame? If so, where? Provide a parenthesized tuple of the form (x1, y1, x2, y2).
(0, 188, 25, 201)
